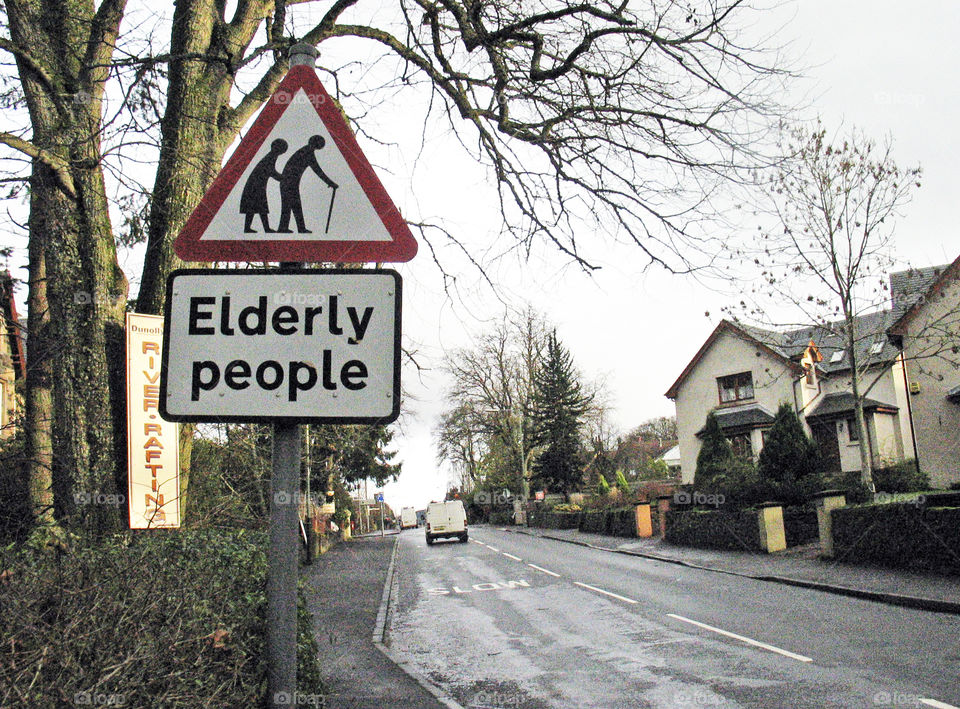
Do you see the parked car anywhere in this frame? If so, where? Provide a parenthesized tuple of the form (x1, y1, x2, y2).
(400, 506, 418, 529)
(425, 500, 468, 545)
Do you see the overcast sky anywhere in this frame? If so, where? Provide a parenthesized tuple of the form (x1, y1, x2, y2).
(380, 0, 960, 510)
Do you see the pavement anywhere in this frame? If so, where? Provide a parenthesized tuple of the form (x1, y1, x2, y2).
(501, 525, 960, 615)
(300, 534, 448, 709)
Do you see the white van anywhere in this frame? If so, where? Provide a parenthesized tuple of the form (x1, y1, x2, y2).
(400, 506, 418, 529)
(425, 500, 468, 545)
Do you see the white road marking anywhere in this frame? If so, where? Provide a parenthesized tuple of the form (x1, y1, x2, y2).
(921, 699, 960, 709)
(574, 581, 638, 605)
(502, 552, 522, 561)
(469, 539, 484, 545)
(527, 563, 561, 578)
(486, 546, 500, 552)
(667, 613, 813, 663)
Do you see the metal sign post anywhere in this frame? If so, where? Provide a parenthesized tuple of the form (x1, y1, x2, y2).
(160, 43, 415, 709)
(268, 421, 300, 707)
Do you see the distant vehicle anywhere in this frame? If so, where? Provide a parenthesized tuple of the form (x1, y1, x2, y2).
(425, 500, 468, 545)
(400, 507, 418, 529)
(416, 509, 427, 527)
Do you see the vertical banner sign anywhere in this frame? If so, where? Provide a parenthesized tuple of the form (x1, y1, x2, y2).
(126, 313, 181, 528)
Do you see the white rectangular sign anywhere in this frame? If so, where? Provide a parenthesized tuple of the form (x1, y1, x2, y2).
(126, 313, 181, 528)
(160, 269, 401, 423)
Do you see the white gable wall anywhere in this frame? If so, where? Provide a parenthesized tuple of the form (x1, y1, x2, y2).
(673, 330, 796, 484)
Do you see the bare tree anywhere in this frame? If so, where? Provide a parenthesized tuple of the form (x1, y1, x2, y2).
(731, 122, 921, 492)
(437, 307, 549, 497)
(0, 0, 791, 531)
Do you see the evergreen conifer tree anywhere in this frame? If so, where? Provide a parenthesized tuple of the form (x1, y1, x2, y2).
(529, 332, 593, 494)
(757, 403, 821, 502)
(694, 412, 735, 489)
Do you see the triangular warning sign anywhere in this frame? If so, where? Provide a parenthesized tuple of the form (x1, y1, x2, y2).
(173, 65, 418, 263)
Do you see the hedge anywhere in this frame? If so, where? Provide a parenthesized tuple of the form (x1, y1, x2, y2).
(664, 508, 763, 552)
(832, 502, 960, 575)
(783, 507, 819, 547)
(0, 529, 325, 707)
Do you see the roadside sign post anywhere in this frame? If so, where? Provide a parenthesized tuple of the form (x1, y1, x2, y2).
(268, 420, 300, 705)
(160, 42, 417, 709)
(375, 492, 385, 538)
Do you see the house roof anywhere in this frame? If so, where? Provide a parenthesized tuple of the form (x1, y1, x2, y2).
(664, 320, 803, 399)
(659, 444, 681, 464)
(666, 264, 953, 402)
(889, 258, 960, 335)
(805, 392, 898, 421)
(695, 404, 776, 437)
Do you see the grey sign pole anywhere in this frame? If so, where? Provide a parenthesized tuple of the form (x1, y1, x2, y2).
(268, 421, 301, 707)
(266, 43, 318, 708)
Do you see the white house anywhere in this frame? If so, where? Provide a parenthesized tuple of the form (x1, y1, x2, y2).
(663, 268, 946, 485)
(888, 257, 960, 489)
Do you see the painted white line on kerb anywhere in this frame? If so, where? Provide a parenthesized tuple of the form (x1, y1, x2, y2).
(574, 581, 638, 605)
(502, 552, 522, 561)
(667, 613, 813, 663)
(527, 563, 561, 578)
(921, 698, 960, 709)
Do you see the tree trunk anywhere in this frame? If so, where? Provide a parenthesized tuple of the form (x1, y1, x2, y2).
(846, 313, 875, 493)
(8, 0, 129, 535)
(24, 182, 53, 525)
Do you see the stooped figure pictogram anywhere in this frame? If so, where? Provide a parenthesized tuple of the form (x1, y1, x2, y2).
(276, 134, 338, 234)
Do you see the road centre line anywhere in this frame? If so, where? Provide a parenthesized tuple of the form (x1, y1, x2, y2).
(469, 539, 484, 545)
(920, 699, 960, 709)
(667, 613, 813, 663)
(527, 563, 561, 578)
(502, 552, 522, 561)
(574, 581, 638, 605)
(486, 545, 500, 552)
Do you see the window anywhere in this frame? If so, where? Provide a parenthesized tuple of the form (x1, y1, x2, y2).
(869, 342, 884, 355)
(846, 417, 860, 442)
(830, 350, 845, 364)
(729, 433, 753, 461)
(717, 372, 754, 404)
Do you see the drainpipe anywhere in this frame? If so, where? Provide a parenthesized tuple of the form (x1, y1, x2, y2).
(900, 353, 922, 473)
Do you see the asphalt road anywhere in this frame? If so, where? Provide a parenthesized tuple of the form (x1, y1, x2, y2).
(387, 525, 960, 709)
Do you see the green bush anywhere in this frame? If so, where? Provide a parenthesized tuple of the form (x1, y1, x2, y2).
(757, 403, 822, 505)
(694, 412, 735, 488)
(0, 529, 325, 707)
(614, 470, 631, 497)
(597, 475, 611, 496)
(832, 502, 960, 574)
(872, 459, 929, 493)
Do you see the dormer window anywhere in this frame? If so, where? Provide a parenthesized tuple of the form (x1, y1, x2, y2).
(830, 350, 845, 364)
(718, 372, 754, 404)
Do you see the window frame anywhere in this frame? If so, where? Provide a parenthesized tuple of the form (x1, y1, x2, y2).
(717, 371, 755, 405)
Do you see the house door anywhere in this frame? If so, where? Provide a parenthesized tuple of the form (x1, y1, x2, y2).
(810, 421, 841, 473)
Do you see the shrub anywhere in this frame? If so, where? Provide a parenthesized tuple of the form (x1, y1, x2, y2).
(614, 470, 632, 497)
(872, 459, 929, 493)
(694, 412, 734, 488)
(0, 529, 325, 707)
(757, 403, 822, 500)
(832, 502, 960, 574)
(597, 475, 611, 496)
